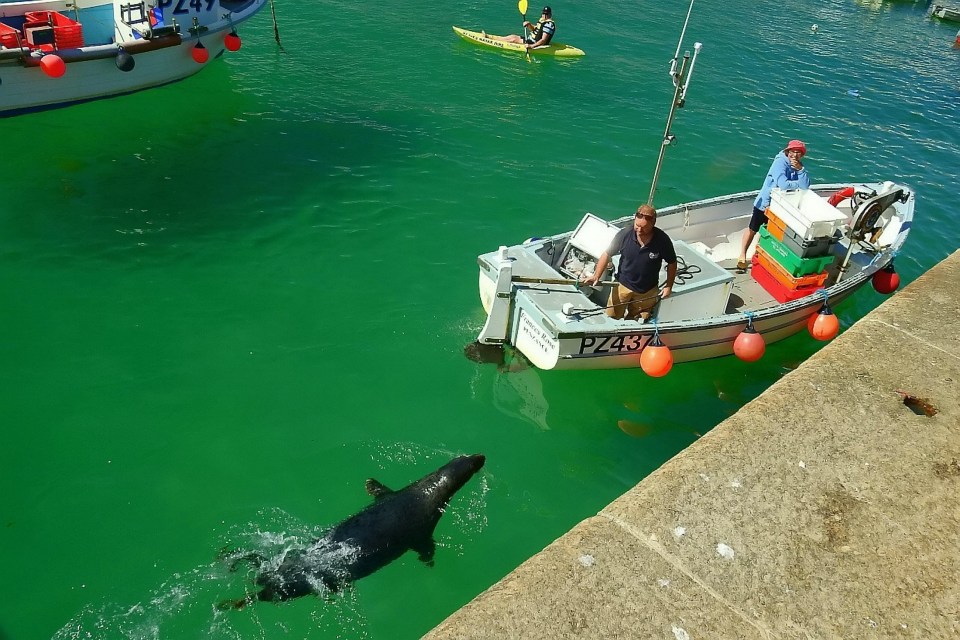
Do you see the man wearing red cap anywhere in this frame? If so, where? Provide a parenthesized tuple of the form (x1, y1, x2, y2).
(737, 139, 810, 272)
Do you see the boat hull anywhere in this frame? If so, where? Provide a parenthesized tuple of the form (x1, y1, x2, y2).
(0, 0, 266, 116)
(452, 26, 585, 57)
(476, 183, 914, 370)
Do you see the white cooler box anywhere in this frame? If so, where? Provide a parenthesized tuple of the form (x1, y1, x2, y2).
(769, 188, 847, 241)
(655, 240, 734, 322)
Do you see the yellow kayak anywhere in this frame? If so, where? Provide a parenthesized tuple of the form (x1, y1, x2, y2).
(452, 26, 585, 57)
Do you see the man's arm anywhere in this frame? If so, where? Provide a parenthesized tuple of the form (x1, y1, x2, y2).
(773, 155, 809, 190)
(528, 32, 551, 48)
(662, 261, 677, 298)
(583, 253, 610, 286)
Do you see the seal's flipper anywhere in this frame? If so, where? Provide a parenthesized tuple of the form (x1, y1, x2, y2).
(365, 478, 393, 498)
(413, 537, 437, 566)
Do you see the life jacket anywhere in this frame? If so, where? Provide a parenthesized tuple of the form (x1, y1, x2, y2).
(531, 18, 556, 44)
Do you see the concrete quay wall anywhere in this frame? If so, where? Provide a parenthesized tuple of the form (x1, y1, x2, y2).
(426, 250, 960, 640)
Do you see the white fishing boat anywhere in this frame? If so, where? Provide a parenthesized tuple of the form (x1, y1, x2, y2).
(0, 0, 266, 116)
(470, 1, 915, 373)
(473, 183, 913, 371)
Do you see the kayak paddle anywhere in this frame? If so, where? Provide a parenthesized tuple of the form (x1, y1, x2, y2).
(517, 0, 531, 61)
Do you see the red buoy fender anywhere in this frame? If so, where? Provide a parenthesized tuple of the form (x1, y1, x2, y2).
(827, 186, 856, 207)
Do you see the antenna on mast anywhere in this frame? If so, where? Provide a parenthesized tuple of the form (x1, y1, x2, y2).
(668, 0, 696, 82)
(648, 0, 703, 206)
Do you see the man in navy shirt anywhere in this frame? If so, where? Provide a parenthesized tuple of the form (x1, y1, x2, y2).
(583, 204, 678, 321)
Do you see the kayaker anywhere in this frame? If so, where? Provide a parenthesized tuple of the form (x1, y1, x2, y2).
(583, 204, 678, 322)
(489, 6, 556, 50)
(737, 139, 811, 273)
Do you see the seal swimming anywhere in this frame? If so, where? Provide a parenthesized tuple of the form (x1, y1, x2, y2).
(220, 454, 486, 609)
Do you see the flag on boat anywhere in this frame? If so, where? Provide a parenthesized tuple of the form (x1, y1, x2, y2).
(149, 6, 164, 27)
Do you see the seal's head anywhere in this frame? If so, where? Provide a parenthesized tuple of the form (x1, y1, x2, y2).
(464, 341, 505, 366)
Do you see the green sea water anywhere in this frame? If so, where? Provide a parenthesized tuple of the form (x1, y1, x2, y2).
(1, 0, 958, 638)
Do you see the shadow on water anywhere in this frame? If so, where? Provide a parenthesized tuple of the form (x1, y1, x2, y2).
(0, 92, 430, 264)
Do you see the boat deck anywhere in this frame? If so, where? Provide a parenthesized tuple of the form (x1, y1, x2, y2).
(494, 240, 786, 324)
(720, 260, 780, 314)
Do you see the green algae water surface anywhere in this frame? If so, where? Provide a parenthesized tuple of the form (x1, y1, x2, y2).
(1, 0, 958, 638)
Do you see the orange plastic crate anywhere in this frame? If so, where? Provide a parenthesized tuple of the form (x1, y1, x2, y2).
(764, 207, 789, 242)
(0, 22, 21, 48)
(754, 247, 828, 290)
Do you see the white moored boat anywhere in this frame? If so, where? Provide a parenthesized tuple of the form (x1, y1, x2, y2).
(0, 0, 266, 116)
(931, 4, 960, 22)
(470, 1, 915, 373)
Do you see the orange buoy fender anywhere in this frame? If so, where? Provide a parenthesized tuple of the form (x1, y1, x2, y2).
(191, 41, 209, 63)
(224, 31, 241, 51)
(872, 263, 900, 294)
(39, 54, 66, 77)
(734, 324, 765, 362)
(640, 333, 673, 377)
(809, 302, 840, 341)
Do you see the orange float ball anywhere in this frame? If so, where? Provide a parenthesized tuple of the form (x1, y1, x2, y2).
(872, 264, 900, 294)
(640, 335, 673, 377)
(224, 32, 242, 52)
(40, 54, 66, 78)
(733, 325, 765, 362)
(810, 306, 840, 341)
(191, 42, 209, 64)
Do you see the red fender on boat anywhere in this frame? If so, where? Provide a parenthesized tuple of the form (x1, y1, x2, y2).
(827, 186, 856, 207)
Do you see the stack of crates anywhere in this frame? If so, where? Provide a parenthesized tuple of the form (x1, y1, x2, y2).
(24, 11, 83, 49)
(751, 188, 847, 303)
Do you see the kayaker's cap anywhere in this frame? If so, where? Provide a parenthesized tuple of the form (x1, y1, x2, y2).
(542, 6, 552, 15)
(784, 139, 807, 155)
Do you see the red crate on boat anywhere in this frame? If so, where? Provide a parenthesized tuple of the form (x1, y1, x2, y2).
(24, 11, 83, 48)
(0, 22, 22, 48)
(754, 246, 828, 290)
(750, 253, 823, 303)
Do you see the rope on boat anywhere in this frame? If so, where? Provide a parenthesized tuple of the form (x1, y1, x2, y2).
(560, 256, 701, 319)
